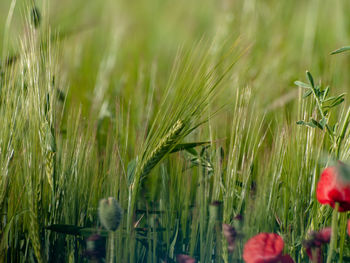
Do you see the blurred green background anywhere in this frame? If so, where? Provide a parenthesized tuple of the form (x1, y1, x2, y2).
(1, 0, 349, 114)
(1, 0, 350, 262)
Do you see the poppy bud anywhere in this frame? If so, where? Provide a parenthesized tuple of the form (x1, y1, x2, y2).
(316, 165, 350, 212)
(98, 197, 123, 231)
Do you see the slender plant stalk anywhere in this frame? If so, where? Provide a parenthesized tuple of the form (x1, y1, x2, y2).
(338, 213, 347, 263)
(327, 202, 339, 263)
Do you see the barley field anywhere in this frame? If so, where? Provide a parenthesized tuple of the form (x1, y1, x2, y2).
(1, 0, 350, 262)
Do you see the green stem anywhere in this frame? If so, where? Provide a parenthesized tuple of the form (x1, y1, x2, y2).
(326, 202, 339, 263)
(338, 213, 347, 263)
(109, 232, 114, 263)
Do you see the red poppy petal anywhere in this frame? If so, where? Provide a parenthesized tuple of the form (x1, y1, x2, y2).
(243, 233, 284, 263)
(316, 227, 331, 243)
(316, 166, 350, 212)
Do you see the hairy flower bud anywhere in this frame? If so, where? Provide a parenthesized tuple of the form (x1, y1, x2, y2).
(98, 197, 123, 231)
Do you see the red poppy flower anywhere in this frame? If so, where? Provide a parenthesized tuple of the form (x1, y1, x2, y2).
(316, 166, 350, 212)
(243, 233, 294, 263)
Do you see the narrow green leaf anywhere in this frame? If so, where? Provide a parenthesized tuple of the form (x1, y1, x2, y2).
(296, 120, 306, 125)
(306, 71, 314, 88)
(330, 46, 350, 55)
(311, 119, 323, 130)
(323, 96, 336, 103)
(306, 122, 317, 128)
(330, 98, 344, 108)
(297, 120, 317, 128)
(319, 118, 327, 128)
(322, 86, 330, 101)
(46, 224, 109, 237)
(323, 96, 345, 109)
(127, 159, 137, 187)
(46, 224, 83, 236)
(294, 81, 310, 89)
(169, 220, 179, 258)
(302, 90, 312, 98)
(170, 141, 209, 154)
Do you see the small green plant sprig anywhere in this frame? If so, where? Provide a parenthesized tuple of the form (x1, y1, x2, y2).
(295, 71, 350, 157)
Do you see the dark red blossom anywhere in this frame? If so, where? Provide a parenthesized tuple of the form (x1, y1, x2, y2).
(316, 166, 350, 212)
(243, 233, 294, 263)
(303, 227, 331, 263)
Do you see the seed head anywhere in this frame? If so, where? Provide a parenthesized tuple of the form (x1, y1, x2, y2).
(98, 197, 123, 231)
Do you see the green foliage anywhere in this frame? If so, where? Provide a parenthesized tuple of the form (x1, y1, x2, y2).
(0, 0, 350, 262)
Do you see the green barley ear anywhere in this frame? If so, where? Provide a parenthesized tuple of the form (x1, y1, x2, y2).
(39, 121, 56, 191)
(140, 119, 184, 179)
(98, 197, 123, 231)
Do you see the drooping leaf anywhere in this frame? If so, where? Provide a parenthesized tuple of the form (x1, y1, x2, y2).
(46, 224, 83, 236)
(127, 159, 137, 187)
(294, 81, 310, 89)
(311, 119, 323, 130)
(296, 120, 317, 128)
(170, 141, 209, 155)
(302, 90, 312, 98)
(323, 95, 345, 109)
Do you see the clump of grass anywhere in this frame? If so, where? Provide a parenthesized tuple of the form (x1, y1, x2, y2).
(1, 0, 350, 262)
